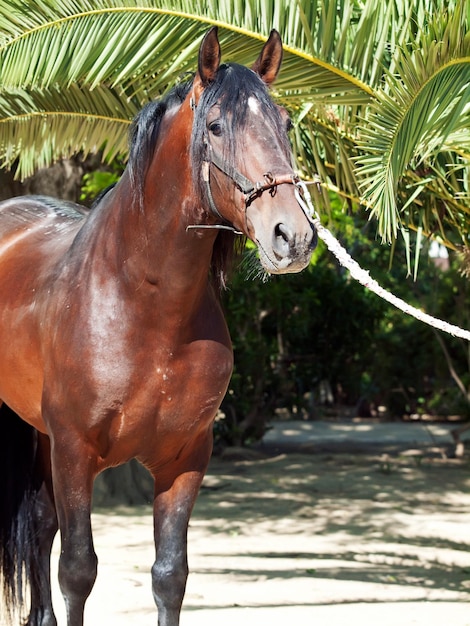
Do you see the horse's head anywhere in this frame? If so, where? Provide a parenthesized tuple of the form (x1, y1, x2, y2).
(189, 28, 317, 275)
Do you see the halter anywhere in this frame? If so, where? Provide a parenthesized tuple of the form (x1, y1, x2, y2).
(198, 140, 303, 233)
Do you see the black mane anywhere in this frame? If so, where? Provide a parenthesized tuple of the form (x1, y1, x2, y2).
(127, 63, 289, 290)
(128, 80, 192, 207)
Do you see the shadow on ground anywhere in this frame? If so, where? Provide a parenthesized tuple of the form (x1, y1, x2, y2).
(56, 429, 470, 626)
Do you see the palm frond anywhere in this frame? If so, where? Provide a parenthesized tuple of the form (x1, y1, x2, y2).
(0, 0, 384, 98)
(355, 4, 470, 244)
(0, 0, 377, 179)
(0, 84, 137, 177)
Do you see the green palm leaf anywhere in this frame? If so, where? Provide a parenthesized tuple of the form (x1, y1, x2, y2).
(0, 0, 374, 177)
(0, 0, 372, 98)
(0, 84, 137, 178)
(355, 5, 470, 244)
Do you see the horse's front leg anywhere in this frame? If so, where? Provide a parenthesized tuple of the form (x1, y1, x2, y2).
(151, 442, 212, 626)
(49, 435, 98, 626)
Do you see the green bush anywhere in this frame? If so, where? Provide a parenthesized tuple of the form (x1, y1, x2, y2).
(218, 211, 470, 445)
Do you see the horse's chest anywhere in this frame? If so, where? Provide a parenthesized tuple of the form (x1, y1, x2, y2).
(99, 338, 233, 463)
(147, 340, 233, 418)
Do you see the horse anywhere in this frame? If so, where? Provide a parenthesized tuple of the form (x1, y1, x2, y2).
(0, 27, 316, 626)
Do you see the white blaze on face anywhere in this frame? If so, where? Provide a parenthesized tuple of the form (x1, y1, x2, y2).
(247, 96, 261, 115)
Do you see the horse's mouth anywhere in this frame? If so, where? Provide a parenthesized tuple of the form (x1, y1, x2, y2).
(256, 239, 312, 275)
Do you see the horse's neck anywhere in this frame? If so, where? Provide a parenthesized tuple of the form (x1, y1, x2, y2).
(86, 171, 217, 317)
(75, 103, 219, 324)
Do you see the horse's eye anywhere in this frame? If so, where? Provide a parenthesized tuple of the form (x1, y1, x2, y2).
(209, 121, 223, 137)
(286, 118, 294, 132)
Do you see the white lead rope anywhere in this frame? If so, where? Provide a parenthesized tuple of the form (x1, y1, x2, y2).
(294, 180, 470, 342)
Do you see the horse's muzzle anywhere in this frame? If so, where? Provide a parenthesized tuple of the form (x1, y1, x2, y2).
(254, 216, 317, 274)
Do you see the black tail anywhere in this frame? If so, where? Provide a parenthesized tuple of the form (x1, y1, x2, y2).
(0, 405, 42, 623)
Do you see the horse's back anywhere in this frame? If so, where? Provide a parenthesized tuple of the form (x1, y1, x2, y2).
(0, 194, 87, 239)
(0, 195, 87, 296)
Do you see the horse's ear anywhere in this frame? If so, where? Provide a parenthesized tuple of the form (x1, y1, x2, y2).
(197, 27, 221, 86)
(252, 30, 283, 86)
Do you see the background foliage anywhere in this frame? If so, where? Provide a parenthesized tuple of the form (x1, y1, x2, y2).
(219, 201, 470, 445)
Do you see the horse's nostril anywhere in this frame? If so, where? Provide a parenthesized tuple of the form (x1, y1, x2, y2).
(275, 223, 291, 244)
(273, 222, 294, 260)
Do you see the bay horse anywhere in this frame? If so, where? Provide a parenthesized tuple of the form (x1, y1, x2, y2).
(0, 28, 316, 626)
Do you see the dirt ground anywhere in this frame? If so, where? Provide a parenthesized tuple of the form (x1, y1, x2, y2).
(45, 441, 470, 626)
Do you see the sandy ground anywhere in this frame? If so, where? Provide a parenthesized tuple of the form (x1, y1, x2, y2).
(43, 428, 470, 626)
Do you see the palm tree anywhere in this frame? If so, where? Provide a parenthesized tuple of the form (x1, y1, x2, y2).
(0, 0, 468, 267)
